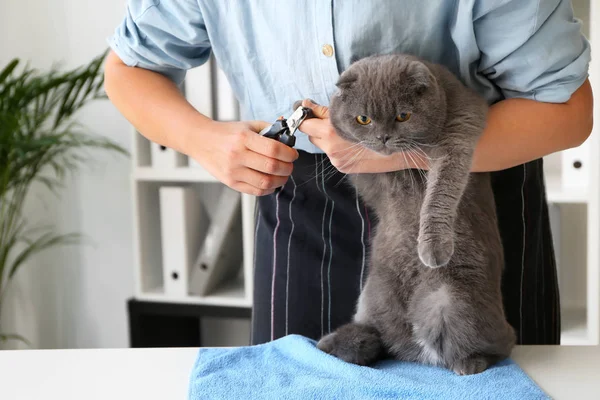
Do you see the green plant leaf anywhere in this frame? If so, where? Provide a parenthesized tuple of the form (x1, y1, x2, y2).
(0, 50, 128, 332)
(0, 59, 19, 86)
(7, 232, 82, 280)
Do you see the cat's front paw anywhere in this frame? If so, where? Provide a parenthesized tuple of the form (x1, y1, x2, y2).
(317, 323, 382, 366)
(418, 235, 454, 268)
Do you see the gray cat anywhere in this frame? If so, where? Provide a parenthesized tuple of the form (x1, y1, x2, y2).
(313, 53, 516, 375)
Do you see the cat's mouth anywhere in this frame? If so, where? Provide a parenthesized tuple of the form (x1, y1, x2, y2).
(364, 142, 401, 156)
(335, 126, 404, 156)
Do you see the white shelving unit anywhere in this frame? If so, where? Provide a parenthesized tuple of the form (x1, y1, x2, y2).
(130, 56, 255, 310)
(131, 170, 257, 309)
(543, 0, 599, 346)
(129, 0, 599, 345)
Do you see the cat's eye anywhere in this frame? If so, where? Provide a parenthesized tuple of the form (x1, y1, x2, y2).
(356, 115, 371, 125)
(396, 112, 411, 122)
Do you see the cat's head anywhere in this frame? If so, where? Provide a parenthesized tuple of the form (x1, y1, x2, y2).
(329, 54, 447, 156)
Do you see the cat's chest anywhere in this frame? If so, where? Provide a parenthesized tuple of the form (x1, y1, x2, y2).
(352, 171, 426, 212)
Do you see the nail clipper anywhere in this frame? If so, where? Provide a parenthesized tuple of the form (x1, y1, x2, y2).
(259, 105, 314, 147)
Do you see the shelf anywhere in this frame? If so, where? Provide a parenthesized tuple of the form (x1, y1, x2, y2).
(137, 276, 250, 308)
(544, 172, 588, 204)
(134, 167, 218, 183)
(561, 308, 591, 345)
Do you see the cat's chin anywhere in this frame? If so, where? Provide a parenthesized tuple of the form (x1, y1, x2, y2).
(368, 146, 397, 157)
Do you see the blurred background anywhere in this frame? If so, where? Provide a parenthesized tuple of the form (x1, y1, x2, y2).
(0, 0, 598, 351)
(0, 0, 134, 349)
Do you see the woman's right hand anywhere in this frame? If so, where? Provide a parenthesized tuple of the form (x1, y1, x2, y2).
(103, 51, 297, 196)
(190, 120, 299, 196)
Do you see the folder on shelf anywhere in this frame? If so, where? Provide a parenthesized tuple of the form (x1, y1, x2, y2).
(159, 186, 210, 298)
(189, 187, 243, 296)
(561, 140, 589, 190)
(151, 142, 188, 168)
(185, 60, 214, 170)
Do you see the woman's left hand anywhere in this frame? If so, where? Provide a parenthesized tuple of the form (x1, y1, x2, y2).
(298, 99, 427, 173)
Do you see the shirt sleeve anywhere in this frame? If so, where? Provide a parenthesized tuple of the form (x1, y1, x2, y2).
(473, 0, 591, 103)
(107, 0, 211, 85)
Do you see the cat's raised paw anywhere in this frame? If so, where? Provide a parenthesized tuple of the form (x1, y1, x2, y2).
(451, 355, 491, 375)
(317, 323, 382, 366)
(418, 235, 454, 268)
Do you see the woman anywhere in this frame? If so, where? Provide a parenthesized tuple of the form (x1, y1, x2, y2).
(104, 0, 593, 345)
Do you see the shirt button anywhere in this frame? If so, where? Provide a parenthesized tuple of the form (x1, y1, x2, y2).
(321, 44, 334, 57)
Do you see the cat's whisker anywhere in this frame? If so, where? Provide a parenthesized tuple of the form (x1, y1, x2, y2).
(406, 150, 428, 184)
(336, 140, 368, 153)
(406, 139, 436, 148)
(391, 141, 432, 164)
(296, 155, 334, 189)
(405, 141, 446, 162)
(331, 149, 367, 188)
(401, 150, 417, 196)
(337, 146, 367, 174)
(298, 141, 367, 189)
(323, 166, 341, 183)
(322, 142, 369, 184)
(315, 164, 337, 186)
(404, 143, 440, 171)
(325, 153, 361, 186)
(323, 155, 349, 183)
(333, 172, 350, 188)
(404, 145, 429, 173)
(404, 141, 433, 159)
(405, 142, 428, 157)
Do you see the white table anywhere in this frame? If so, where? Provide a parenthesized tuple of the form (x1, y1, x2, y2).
(0, 345, 599, 399)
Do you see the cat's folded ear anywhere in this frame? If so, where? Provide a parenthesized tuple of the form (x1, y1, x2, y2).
(407, 61, 436, 94)
(336, 69, 359, 90)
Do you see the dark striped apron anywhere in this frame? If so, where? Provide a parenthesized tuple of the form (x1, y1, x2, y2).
(251, 151, 560, 345)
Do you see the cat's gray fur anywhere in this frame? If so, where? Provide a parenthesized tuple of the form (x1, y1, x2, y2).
(313, 53, 516, 375)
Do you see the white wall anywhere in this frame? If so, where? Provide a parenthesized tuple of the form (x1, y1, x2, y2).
(0, 0, 134, 349)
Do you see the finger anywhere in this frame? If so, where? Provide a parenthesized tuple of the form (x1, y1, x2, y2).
(232, 182, 275, 197)
(300, 118, 331, 139)
(236, 167, 289, 191)
(302, 99, 330, 119)
(244, 130, 299, 162)
(241, 150, 294, 176)
(247, 120, 271, 133)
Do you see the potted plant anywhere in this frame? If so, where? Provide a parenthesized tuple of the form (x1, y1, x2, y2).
(0, 50, 128, 346)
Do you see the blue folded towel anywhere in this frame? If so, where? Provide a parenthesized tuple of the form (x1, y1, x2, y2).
(188, 334, 549, 400)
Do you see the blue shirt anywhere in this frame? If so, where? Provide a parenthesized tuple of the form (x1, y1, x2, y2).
(108, 0, 590, 154)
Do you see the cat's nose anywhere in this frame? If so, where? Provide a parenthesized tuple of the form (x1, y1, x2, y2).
(378, 135, 390, 144)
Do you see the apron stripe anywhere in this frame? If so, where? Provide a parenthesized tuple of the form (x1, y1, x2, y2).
(519, 163, 527, 344)
(270, 188, 283, 341)
(285, 176, 297, 335)
(319, 156, 329, 337)
(250, 208, 261, 345)
(323, 165, 335, 334)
